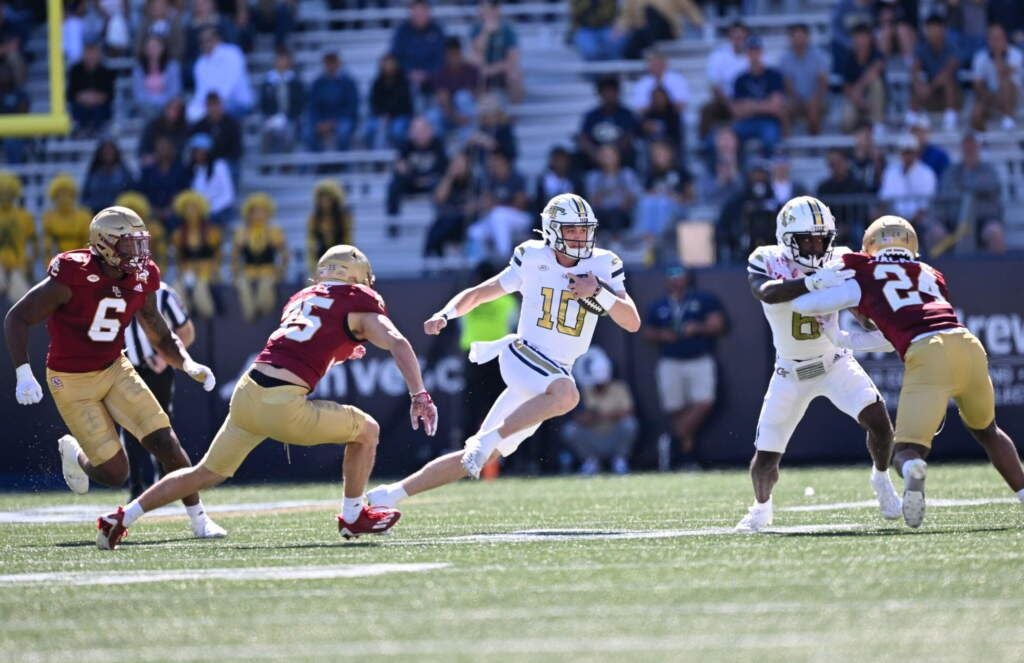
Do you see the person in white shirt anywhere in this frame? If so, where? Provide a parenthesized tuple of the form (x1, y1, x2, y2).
(970, 23, 1022, 131)
(699, 20, 749, 137)
(879, 134, 936, 228)
(187, 26, 253, 123)
(629, 48, 690, 114)
(186, 132, 235, 225)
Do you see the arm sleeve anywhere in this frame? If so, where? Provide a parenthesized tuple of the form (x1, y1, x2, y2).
(497, 266, 522, 293)
(606, 254, 626, 291)
(822, 318, 894, 353)
(791, 279, 863, 315)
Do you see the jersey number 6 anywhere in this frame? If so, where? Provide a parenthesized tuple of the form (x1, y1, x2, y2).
(87, 298, 127, 342)
(537, 287, 587, 337)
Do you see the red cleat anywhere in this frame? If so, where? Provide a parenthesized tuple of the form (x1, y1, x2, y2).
(337, 505, 401, 539)
(97, 507, 128, 550)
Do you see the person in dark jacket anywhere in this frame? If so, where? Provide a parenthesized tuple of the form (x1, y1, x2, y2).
(365, 53, 413, 149)
(305, 51, 359, 151)
(390, 0, 445, 92)
(81, 139, 136, 212)
(259, 47, 305, 153)
(67, 40, 115, 136)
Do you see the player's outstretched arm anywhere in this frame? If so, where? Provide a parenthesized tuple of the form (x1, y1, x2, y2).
(791, 279, 863, 316)
(4, 278, 71, 405)
(136, 292, 216, 391)
(748, 267, 855, 305)
(424, 275, 509, 336)
(350, 312, 437, 436)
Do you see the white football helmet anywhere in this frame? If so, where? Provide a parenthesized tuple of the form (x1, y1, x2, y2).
(775, 195, 837, 270)
(540, 193, 597, 260)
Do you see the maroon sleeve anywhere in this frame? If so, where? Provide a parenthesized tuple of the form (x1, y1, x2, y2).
(143, 260, 161, 293)
(48, 253, 85, 287)
(351, 285, 388, 316)
(933, 267, 950, 300)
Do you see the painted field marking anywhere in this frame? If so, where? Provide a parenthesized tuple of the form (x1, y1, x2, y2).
(0, 562, 449, 586)
(782, 497, 1018, 512)
(0, 499, 337, 524)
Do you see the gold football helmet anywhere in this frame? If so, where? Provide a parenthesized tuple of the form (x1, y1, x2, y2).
(863, 215, 919, 257)
(90, 206, 152, 274)
(315, 244, 374, 286)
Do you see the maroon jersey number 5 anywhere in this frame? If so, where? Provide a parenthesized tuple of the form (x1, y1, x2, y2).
(270, 295, 335, 343)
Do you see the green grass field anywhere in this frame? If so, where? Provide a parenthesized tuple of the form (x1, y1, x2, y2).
(2, 464, 1023, 662)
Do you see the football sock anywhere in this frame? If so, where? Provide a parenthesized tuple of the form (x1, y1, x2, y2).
(871, 466, 889, 480)
(377, 483, 408, 507)
(755, 497, 772, 508)
(901, 459, 925, 479)
(1016, 488, 1024, 504)
(185, 502, 207, 524)
(341, 496, 365, 523)
(477, 428, 503, 450)
(123, 500, 145, 526)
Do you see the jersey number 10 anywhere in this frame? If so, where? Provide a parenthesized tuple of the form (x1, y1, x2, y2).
(537, 287, 586, 337)
(873, 264, 946, 312)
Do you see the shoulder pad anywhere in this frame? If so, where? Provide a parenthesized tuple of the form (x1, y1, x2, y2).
(841, 251, 872, 269)
(48, 250, 95, 285)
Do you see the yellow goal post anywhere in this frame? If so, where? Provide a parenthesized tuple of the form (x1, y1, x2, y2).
(0, 0, 70, 137)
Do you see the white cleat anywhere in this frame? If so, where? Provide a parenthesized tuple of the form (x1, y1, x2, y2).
(191, 516, 228, 539)
(902, 460, 928, 528)
(871, 468, 903, 520)
(57, 435, 89, 495)
(735, 501, 773, 533)
(461, 435, 495, 480)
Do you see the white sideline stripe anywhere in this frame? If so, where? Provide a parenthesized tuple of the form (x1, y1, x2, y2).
(0, 499, 337, 524)
(782, 497, 1018, 512)
(0, 562, 448, 586)
(413, 523, 867, 544)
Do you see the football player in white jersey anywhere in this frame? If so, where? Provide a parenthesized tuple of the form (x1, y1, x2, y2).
(738, 195, 901, 532)
(367, 193, 640, 510)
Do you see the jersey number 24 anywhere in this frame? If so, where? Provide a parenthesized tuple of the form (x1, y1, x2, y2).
(874, 264, 945, 311)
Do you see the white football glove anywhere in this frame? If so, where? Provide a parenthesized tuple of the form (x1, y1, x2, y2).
(14, 363, 43, 405)
(805, 267, 855, 292)
(182, 358, 216, 392)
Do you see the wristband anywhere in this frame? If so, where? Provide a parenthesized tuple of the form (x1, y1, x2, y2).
(410, 390, 433, 402)
(15, 363, 33, 381)
(594, 287, 618, 310)
(439, 304, 459, 321)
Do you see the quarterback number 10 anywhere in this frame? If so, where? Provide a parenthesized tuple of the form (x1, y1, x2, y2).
(873, 264, 945, 312)
(536, 287, 587, 337)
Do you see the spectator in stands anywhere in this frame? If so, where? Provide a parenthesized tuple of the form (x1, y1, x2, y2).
(909, 12, 961, 131)
(578, 76, 641, 170)
(190, 92, 243, 181)
(937, 131, 1006, 254)
(62, 1, 94, 67)
(817, 148, 870, 245)
(306, 50, 359, 152)
(644, 265, 725, 468)
(100, 0, 131, 56)
(561, 347, 637, 475)
(132, 34, 182, 119)
(698, 19, 747, 139)
(909, 115, 951, 179)
(717, 159, 777, 261)
(570, 0, 625, 61)
(970, 23, 1022, 131)
(830, 0, 875, 72)
(424, 151, 479, 258)
(618, 0, 704, 60)
(0, 16, 26, 87)
(185, 0, 236, 72)
(232, 193, 287, 322)
(987, 1, 1024, 47)
(533, 145, 581, 215)
(259, 47, 305, 153)
(135, 0, 185, 61)
(945, 0, 988, 63)
(139, 136, 188, 228)
(365, 53, 413, 150)
(115, 191, 168, 270)
(81, 138, 136, 213)
(251, 0, 296, 50)
(850, 122, 885, 192)
(222, 0, 255, 53)
(699, 126, 743, 207)
(171, 190, 220, 318)
(138, 98, 188, 167)
(187, 26, 252, 122)
(432, 37, 480, 139)
(390, 0, 445, 93)
(0, 171, 36, 301)
(731, 36, 785, 158)
(466, 150, 530, 260)
(0, 60, 27, 163)
(42, 174, 92, 257)
(67, 40, 115, 136)
(635, 140, 691, 263)
(840, 22, 886, 133)
(386, 116, 448, 217)
(879, 133, 937, 229)
(779, 23, 827, 136)
(628, 48, 689, 117)
(585, 144, 641, 237)
(768, 155, 808, 207)
(186, 132, 235, 226)
(306, 179, 353, 275)
(469, 1, 524, 103)
(639, 87, 682, 150)
(466, 93, 517, 165)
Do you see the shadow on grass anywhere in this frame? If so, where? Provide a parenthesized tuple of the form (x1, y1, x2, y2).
(47, 536, 199, 548)
(224, 540, 382, 550)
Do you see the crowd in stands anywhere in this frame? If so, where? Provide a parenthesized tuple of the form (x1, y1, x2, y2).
(1, 0, 1023, 324)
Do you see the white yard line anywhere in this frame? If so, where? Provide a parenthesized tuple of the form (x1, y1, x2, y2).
(781, 497, 1018, 512)
(0, 562, 449, 586)
(0, 499, 337, 524)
